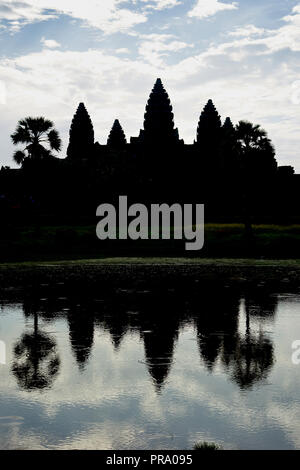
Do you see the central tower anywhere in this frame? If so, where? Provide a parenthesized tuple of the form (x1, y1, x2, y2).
(135, 78, 180, 146)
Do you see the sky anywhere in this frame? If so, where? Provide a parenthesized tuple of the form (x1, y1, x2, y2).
(0, 0, 299, 170)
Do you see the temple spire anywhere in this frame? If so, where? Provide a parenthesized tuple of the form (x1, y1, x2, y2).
(196, 99, 221, 145)
(67, 102, 94, 160)
(140, 78, 179, 145)
(107, 119, 127, 148)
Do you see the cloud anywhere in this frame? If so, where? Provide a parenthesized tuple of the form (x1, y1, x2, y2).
(138, 33, 194, 67)
(188, 0, 238, 19)
(140, 0, 182, 10)
(0, 1, 148, 34)
(180, 4, 300, 66)
(115, 48, 130, 54)
(0, 1, 57, 31)
(228, 24, 267, 37)
(216, 6, 300, 56)
(0, 80, 6, 104)
(260, 5, 300, 53)
(41, 37, 61, 49)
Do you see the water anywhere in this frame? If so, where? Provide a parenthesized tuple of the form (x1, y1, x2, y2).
(0, 285, 300, 450)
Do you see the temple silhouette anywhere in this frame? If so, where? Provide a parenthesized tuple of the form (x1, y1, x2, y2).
(0, 77, 299, 220)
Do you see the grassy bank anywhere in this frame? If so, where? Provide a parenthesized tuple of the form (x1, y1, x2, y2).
(2, 223, 300, 262)
(1, 257, 300, 293)
(1, 257, 300, 267)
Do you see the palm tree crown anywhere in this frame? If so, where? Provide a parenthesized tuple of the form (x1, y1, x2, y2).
(236, 120, 270, 152)
(11, 117, 62, 165)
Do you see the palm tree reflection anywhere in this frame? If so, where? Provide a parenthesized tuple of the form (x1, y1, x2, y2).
(221, 291, 276, 389)
(12, 311, 60, 391)
(229, 330, 274, 389)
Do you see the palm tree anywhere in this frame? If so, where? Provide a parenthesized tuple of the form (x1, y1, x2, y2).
(236, 120, 268, 152)
(11, 117, 62, 165)
(235, 121, 277, 247)
(236, 120, 277, 177)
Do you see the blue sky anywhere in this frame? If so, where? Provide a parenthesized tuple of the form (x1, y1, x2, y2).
(0, 0, 300, 169)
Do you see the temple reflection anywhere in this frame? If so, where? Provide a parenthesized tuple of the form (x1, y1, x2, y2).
(12, 285, 277, 392)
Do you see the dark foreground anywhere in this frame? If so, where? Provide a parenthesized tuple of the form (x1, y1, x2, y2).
(0, 263, 300, 450)
(1, 258, 300, 293)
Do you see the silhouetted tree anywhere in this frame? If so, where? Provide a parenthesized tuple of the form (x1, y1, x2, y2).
(236, 120, 277, 172)
(107, 119, 127, 148)
(277, 166, 294, 177)
(11, 117, 61, 165)
(236, 120, 277, 243)
(67, 102, 94, 160)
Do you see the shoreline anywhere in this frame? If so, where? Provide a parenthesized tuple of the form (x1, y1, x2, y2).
(1, 258, 300, 292)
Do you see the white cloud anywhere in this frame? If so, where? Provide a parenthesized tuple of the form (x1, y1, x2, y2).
(0, 1, 57, 31)
(140, 0, 182, 10)
(0, 0, 148, 34)
(228, 24, 267, 37)
(261, 5, 300, 53)
(0, 80, 6, 104)
(115, 48, 130, 54)
(188, 0, 238, 19)
(138, 33, 194, 67)
(181, 4, 300, 66)
(216, 6, 300, 57)
(41, 37, 61, 49)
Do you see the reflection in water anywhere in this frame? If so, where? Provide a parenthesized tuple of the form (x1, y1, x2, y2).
(12, 311, 60, 391)
(1, 283, 293, 450)
(68, 308, 95, 370)
(229, 330, 274, 390)
(142, 315, 179, 392)
(245, 291, 278, 320)
(228, 292, 276, 389)
(194, 290, 240, 372)
(10, 286, 277, 392)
